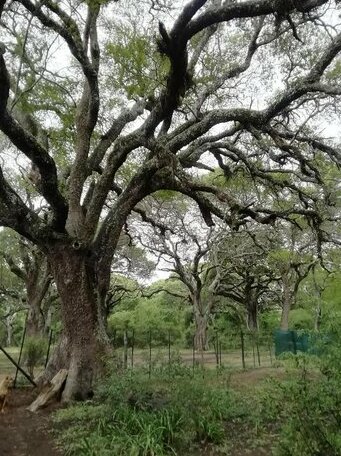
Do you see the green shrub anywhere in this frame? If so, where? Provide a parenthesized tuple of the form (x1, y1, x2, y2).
(273, 344, 341, 456)
(24, 336, 47, 378)
(55, 363, 235, 455)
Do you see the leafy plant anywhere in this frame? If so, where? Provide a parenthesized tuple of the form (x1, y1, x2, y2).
(24, 336, 47, 378)
(55, 363, 235, 455)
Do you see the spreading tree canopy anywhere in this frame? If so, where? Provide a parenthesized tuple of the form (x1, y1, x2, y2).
(0, 0, 340, 400)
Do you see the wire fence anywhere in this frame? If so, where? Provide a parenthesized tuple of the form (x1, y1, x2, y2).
(0, 329, 276, 382)
(111, 330, 275, 376)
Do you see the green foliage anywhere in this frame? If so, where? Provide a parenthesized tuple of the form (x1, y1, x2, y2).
(55, 365, 234, 455)
(108, 297, 187, 347)
(260, 311, 281, 332)
(244, 335, 341, 456)
(105, 25, 169, 99)
(289, 308, 314, 330)
(273, 349, 341, 456)
(24, 336, 47, 377)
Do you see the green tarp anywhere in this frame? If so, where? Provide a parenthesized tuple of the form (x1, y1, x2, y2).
(274, 330, 316, 356)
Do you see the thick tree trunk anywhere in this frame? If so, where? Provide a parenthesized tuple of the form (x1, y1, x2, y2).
(244, 280, 259, 332)
(46, 244, 110, 401)
(26, 305, 44, 338)
(25, 259, 52, 338)
(194, 312, 208, 352)
(246, 297, 258, 332)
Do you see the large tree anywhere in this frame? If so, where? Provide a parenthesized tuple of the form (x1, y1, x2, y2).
(212, 227, 276, 331)
(0, 0, 340, 400)
(134, 198, 218, 351)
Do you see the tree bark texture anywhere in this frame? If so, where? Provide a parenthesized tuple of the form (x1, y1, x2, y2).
(47, 244, 110, 401)
(246, 300, 258, 332)
(194, 311, 209, 352)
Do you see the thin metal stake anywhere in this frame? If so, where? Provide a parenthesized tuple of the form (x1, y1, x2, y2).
(192, 335, 195, 375)
(269, 342, 273, 366)
(240, 330, 246, 369)
(131, 330, 135, 369)
(148, 330, 152, 379)
(168, 330, 171, 365)
(256, 335, 261, 367)
(252, 334, 256, 368)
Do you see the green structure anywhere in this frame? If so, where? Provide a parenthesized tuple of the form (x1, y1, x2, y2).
(274, 330, 312, 356)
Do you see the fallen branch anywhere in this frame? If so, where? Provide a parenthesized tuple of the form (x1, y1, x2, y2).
(27, 369, 68, 412)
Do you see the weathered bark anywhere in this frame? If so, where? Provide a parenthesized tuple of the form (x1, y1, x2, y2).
(243, 277, 259, 332)
(43, 306, 53, 336)
(246, 301, 258, 332)
(46, 244, 110, 401)
(194, 311, 209, 352)
(28, 369, 68, 412)
(26, 306, 44, 338)
(315, 306, 322, 332)
(35, 333, 70, 386)
(25, 256, 52, 338)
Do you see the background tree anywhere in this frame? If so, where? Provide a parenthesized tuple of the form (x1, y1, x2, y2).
(0, 230, 54, 337)
(134, 198, 223, 351)
(212, 227, 276, 331)
(268, 222, 318, 330)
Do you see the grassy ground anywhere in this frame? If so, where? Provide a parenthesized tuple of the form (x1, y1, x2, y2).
(0, 346, 19, 376)
(0, 344, 273, 378)
(114, 345, 274, 370)
(53, 364, 294, 456)
(54, 348, 341, 456)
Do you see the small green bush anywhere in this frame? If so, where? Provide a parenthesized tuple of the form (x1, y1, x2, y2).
(274, 346, 341, 456)
(24, 336, 47, 378)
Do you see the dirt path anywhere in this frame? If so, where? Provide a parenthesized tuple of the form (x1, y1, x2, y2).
(0, 388, 63, 456)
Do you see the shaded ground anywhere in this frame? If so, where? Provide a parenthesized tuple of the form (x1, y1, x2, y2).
(0, 385, 62, 456)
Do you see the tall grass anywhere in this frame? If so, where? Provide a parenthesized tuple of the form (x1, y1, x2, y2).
(54, 364, 237, 455)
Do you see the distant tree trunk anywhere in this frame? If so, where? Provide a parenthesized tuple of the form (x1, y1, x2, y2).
(315, 305, 322, 332)
(246, 303, 258, 332)
(5, 315, 13, 346)
(194, 311, 209, 352)
(45, 244, 111, 401)
(43, 306, 53, 336)
(26, 305, 44, 338)
(280, 277, 292, 331)
(244, 278, 259, 332)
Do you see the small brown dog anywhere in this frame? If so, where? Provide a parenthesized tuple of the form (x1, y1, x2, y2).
(0, 375, 14, 413)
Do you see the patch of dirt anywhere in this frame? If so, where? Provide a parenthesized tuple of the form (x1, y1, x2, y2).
(0, 387, 63, 456)
(230, 366, 287, 388)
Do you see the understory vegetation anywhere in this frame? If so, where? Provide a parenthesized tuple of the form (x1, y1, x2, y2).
(55, 336, 341, 456)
